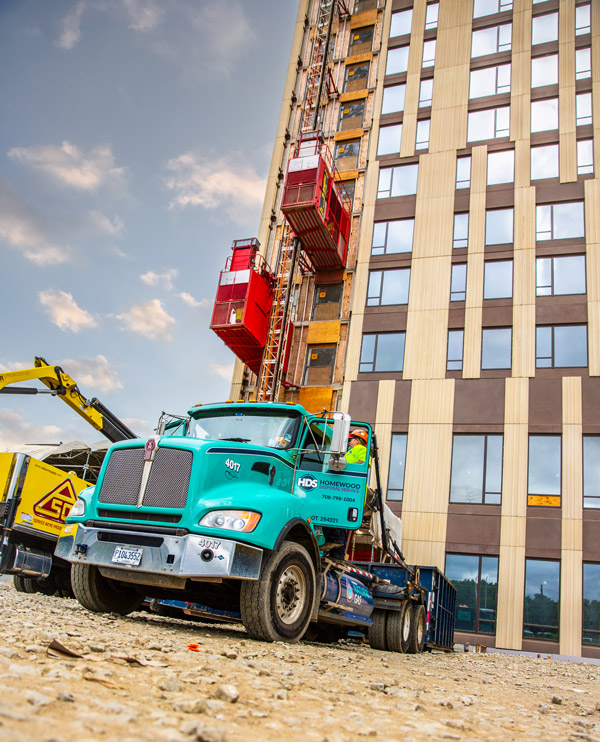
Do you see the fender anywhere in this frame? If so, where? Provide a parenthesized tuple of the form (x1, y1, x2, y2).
(273, 518, 321, 570)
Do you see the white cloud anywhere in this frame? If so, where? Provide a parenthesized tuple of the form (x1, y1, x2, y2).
(56, 2, 85, 50)
(8, 141, 126, 191)
(90, 211, 124, 236)
(210, 363, 234, 380)
(191, 2, 255, 76)
(178, 292, 209, 309)
(117, 299, 175, 341)
(0, 409, 63, 450)
(39, 290, 97, 333)
(140, 269, 178, 291)
(121, 417, 151, 434)
(121, 0, 163, 32)
(59, 354, 123, 394)
(165, 153, 265, 225)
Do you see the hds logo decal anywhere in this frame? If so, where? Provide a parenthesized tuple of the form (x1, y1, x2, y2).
(297, 474, 318, 492)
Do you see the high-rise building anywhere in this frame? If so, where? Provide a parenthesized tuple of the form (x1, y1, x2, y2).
(226, 0, 599, 658)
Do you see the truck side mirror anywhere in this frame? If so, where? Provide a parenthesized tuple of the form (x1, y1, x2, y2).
(328, 412, 351, 471)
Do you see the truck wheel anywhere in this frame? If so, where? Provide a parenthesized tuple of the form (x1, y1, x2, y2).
(13, 575, 37, 593)
(368, 609, 387, 650)
(71, 563, 144, 615)
(240, 541, 316, 642)
(408, 603, 426, 653)
(386, 600, 412, 653)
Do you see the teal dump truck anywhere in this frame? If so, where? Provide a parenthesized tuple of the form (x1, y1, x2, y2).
(56, 402, 455, 651)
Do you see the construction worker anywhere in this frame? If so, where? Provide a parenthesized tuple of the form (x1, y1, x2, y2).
(345, 429, 368, 464)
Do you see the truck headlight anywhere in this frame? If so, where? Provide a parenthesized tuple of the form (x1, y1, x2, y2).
(70, 498, 86, 517)
(199, 510, 261, 533)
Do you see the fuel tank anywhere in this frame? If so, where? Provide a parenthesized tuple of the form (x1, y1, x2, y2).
(319, 569, 374, 626)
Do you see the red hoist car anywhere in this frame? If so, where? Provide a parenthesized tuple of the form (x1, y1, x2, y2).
(281, 131, 351, 270)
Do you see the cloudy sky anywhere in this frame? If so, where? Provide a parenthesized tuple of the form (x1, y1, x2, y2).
(0, 0, 295, 449)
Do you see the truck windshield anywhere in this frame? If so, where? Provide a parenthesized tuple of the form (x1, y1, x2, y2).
(189, 410, 299, 450)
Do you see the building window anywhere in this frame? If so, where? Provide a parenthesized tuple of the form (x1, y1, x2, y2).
(453, 213, 469, 249)
(536, 255, 586, 296)
(536, 325, 588, 368)
(335, 139, 360, 170)
(377, 124, 402, 156)
(528, 435, 561, 501)
(390, 9, 412, 37)
(381, 84, 406, 114)
(422, 39, 436, 68)
(524, 559, 560, 642)
(481, 328, 512, 369)
(467, 107, 510, 141)
(303, 346, 336, 385)
(583, 437, 600, 509)
(583, 563, 600, 646)
(450, 434, 503, 504)
(338, 100, 365, 132)
(312, 284, 343, 321)
(470, 64, 511, 98)
(415, 119, 430, 150)
(472, 24, 512, 58)
(485, 208, 513, 245)
(576, 4, 591, 35)
(386, 46, 410, 76)
(349, 26, 374, 56)
(450, 264, 467, 301)
(372, 219, 414, 255)
(577, 140, 594, 175)
(484, 260, 513, 299)
(531, 98, 558, 132)
(387, 433, 407, 501)
(340, 180, 355, 207)
(536, 202, 584, 241)
(425, 2, 439, 29)
(344, 62, 369, 93)
(576, 48, 591, 80)
(419, 79, 433, 107)
(456, 156, 471, 189)
(576, 92, 592, 126)
(474, 0, 512, 18)
(531, 54, 558, 87)
(447, 330, 464, 371)
(359, 332, 405, 372)
(487, 149, 514, 185)
(531, 144, 559, 180)
(532, 12, 558, 45)
(445, 554, 499, 635)
(354, 0, 376, 12)
(377, 164, 419, 198)
(366, 268, 410, 306)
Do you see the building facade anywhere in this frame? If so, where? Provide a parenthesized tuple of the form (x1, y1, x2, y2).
(230, 0, 600, 657)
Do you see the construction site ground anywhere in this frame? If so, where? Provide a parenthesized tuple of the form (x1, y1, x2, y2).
(1, 584, 599, 742)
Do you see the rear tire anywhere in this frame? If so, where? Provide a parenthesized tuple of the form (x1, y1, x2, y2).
(13, 575, 37, 593)
(386, 601, 412, 653)
(71, 563, 144, 615)
(368, 608, 388, 650)
(408, 603, 426, 653)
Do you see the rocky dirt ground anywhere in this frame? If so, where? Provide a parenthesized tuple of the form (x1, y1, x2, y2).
(0, 585, 599, 742)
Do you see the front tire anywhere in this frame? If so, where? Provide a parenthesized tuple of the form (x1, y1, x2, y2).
(240, 541, 316, 642)
(71, 563, 144, 615)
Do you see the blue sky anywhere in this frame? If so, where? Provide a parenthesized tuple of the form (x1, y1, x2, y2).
(0, 0, 295, 448)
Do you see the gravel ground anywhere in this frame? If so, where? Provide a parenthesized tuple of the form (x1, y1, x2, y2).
(0, 584, 599, 742)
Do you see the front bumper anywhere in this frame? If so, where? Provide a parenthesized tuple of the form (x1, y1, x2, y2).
(55, 524, 263, 581)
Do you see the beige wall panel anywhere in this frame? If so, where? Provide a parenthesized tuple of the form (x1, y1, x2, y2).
(229, 358, 246, 400)
(462, 307, 482, 378)
(585, 182, 600, 375)
(408, 258, 452, 311)
(375, 380, 396, 493)
(510, 0, 532, 142)
(505, 377, 529, 425)
(415, 151, 457, 204)
(514, 186, 536, 257)
(512, 304, 535, 378)
(559, 0, 577, 183)
(562, 518, 583, 552)
(496, 544, 525, 650)
(306, 320, 341, 345)
(589, 301, 600, 376)
(514, 138, 530, 189)
(502, 378, 529, 519)
(513, 186, 536, 377)
(562, 376, 582, 426)
(510, 94, 531, 143)
(407, 0, 426, 76)
(499, 515, 526, 548)
(512, 249, 535, 307)
(403, 432, 453, 512)
(404, 310, 450, 379)
(512, 0, 532, 55)
(408, 378, 455, 424)
(593, 1, 600, 167)
(401, 534, 447, 571)
(560, 548, 583, 656)
(399, 0, 425, 158)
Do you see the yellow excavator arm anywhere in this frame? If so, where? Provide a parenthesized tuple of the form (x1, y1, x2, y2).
(0, 357, 136, 442)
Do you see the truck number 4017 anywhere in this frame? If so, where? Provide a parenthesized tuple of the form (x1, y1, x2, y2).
(225, 459, 240, 472)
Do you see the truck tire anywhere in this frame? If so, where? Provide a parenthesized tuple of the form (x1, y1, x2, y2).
(240, 541, 316, 642)
(407, 603, 426, 653)
(386, 600, 412, 653)
(13, 575, 37, 594)
(71, 563, 144, 615)
(368, 609, 387, 650)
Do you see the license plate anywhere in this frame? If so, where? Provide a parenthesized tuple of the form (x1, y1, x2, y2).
(112, 545, 143, 566)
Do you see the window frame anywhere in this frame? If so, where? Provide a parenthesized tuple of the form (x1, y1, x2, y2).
(453, 212, 469, 249)
(469, 63, 511, 99)
(359, 332, 406, 373)
(536, 202, 585, 241)
(449, 433, 504, 505)
(366, 267, 411, 307)
(303, 345, 337, 386)
(583, 562, 600, 646)
(467, 106, 510, 141)
(445, 553, 500, 635)
(535, 255, 586, 297)
(531, 12, 559, 46)
(481, 327, 512, 369)
(371, 218, 415, 255)
(377, 164, 419, 199)
(447, 329, 464, 371)
(523, 558, 561, 642)
(471, 23, 512, 58)
(535, 324, 588, 368)
(387, 432, 408, 500)
(583, 436, 600, 510)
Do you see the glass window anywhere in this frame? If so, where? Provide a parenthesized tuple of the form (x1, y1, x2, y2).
(487, 149, 514, 185)
(372, 219, 414, 255)
(456, 156, 471, 189)
(344, 62, 369, 93)
(425, 3, 439, 30)
(450, 264, 467, 301)
(524, 559, 560, 642)
(341, 180, 355, 208)
(447, 329, 464, 371)
(415, 119, 430, 150)
(531, 144, 559, 179)
(532, 12, 558, 45)
(536, 255, 586, 296)
(445, 554, 499, 634)
(450, 435, 503, 504)
(387, 433, 407, 501)
(419, 79, 433, 107)
(468, 107, 510, 141)
(470, 64, 511, 98)
(472, 24, 512, 58)
(577, 139, 594, 175)
(531, 54, 558, 87)
(531, 98, 558, 132)
(485, 208, 513, 245)
(338, 100, 365, 131)
(484, 260, 513, 299)
(377, 124, 402, 155)
(367, 268, 410, 306)
(335, 139, 360, 169)
(381, 84, 406, 114)
(453, 213, 469, 249)
(303, 346, 336, 385)
(474, 0, 512, 18)
(377, 164, 419, 198)
(583, 437, 600, 509)
(390, 9, 412, 37)
(536, 202, 584, 240)
(349, 26, 374, 55)
(359, 332, 405, 372)
(481, 327, 512, 369)
(536, 325, 588, 367)
(576, 4, 591, 35)
(583, 563, 600, 646)
(422, 39, 436, 68)
(577, 92, 592, 126)
(386, 46, 410, 76)
(312, 284, 343, 321)
(576, 48, 591, 80)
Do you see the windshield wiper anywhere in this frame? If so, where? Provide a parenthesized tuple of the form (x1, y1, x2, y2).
(220, 437, 251, 443)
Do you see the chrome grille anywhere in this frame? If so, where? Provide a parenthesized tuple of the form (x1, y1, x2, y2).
(98, 448, 144, 506)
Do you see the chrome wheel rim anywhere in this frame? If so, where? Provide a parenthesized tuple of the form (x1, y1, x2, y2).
(275, 565, 306, 625)
(402, 605, 412, 642)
